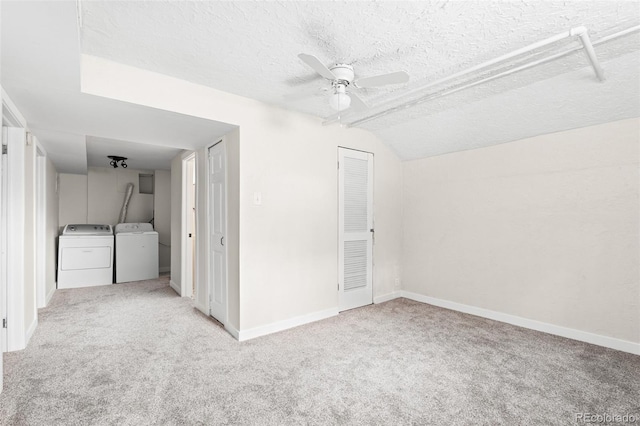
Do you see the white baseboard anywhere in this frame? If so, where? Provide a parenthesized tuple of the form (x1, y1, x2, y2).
(225, 323, 240, 340)
(45, 285, 56, 306)
(159, 266, 171, 273)
(374, 291, 401, 304)
(169, 280, 181, 296)
(238, 307, 338, 342)
(194, 301, 208, 316)
(401, 291, 640, 356)
(25, 316, 38, 347)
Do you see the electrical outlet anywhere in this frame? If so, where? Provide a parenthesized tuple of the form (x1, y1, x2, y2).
(394, 277, 401, 289)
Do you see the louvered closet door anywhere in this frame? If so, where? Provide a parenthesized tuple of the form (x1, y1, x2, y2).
(338, 148, 373, 312)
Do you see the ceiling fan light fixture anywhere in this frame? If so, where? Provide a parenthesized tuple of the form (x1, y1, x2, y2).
(295, 53, 409, 115)
(329, 92, 351, 111)
(330, 84, 351, 111)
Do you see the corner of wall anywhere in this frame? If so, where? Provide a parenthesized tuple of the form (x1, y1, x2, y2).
(25, 316, 38, 347)
(237, 307, 338, 342)
(169, 280, 181, 296)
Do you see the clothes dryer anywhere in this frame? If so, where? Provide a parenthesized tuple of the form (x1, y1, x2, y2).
(58, 224, 114, 288)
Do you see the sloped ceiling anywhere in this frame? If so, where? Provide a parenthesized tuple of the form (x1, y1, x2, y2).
(2, 1, 639, 170)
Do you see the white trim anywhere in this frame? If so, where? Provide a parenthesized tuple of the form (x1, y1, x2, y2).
(401, 291, 640, 356)
(1, 89, 27, 128)
(180, 151, 196, 299)
(45, 285, 55, 306)
(35, 141, 47, 308)
(169, 279, 181, 296)
(159, 266, 171, 273)
(194, 300, 207, 314)
(25, 316, 37, 346)
(238, 307, 339, 342)
(224, 323, 239, 340)
(374, 291, 401, 304)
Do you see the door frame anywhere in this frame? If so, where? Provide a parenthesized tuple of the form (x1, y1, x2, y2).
(180, 151, 196, 298)
(0, 127, 5, 393)
(2, 126, 26, 351)
(206, 139, 227, 325)
(35, 142, 47, 308)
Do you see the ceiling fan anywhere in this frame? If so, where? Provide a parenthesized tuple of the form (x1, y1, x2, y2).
(293, 53, 410, 113)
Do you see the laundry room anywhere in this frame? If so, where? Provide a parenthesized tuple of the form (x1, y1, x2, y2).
(57, 164, 172, 282)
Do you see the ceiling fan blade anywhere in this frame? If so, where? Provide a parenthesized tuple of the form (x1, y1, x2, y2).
(298, 53, 337, 80)
(349, 92, 368, 112)
(354, 71, 409, 88)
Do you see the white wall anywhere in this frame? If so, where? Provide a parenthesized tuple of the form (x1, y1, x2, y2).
(237, 116, 402, 331)
(87, 167, 154, 226)
(226, 129, 240, 330)
(23, 134, 36, 340)
(45, 157, 58, 302)
(154, 169, 171, 272)
(59, 168, 155, 227)
(170, 153, 184, 292)
(83, 57, 404, 335)
(58, 173, 87, 227)
(402, 117, 640, 345)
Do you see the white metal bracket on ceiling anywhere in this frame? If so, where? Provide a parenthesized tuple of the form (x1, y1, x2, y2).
(325, 24, 640, 128)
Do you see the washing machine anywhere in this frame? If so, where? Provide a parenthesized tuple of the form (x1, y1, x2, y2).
(115, 223, 159, 283)
(58, 224, 114, 289)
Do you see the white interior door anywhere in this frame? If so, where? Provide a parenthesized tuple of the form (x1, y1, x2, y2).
(208, 142, 226, 323)
(4, 127, 25, 352)
(183, 155, 196, 298)
(338, 147, 374, 312)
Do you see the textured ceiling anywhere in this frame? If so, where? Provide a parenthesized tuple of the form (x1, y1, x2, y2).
(79, 0, 640, 159)
(2, 1, 639, 167)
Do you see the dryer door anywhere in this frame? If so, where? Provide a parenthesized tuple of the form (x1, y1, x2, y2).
(60, 246, 112, 270)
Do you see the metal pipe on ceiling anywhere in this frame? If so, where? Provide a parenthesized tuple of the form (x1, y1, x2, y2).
(326, 24, 639, 128)
(573, 27, 606, 81)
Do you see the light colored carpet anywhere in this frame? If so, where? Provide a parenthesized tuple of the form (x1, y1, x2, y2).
(0, 276, 638, 425)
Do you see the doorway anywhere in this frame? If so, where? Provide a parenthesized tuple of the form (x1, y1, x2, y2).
(181, 153, 196, 298)
(338, 147, 374, 312)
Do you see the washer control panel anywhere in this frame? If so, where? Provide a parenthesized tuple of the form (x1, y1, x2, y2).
(114, 223, 154, 234)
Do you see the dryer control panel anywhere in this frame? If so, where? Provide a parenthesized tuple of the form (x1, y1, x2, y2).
(63, 224, 113, 235)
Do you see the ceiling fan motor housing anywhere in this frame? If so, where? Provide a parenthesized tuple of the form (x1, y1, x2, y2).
(330, 64, 354, 84)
